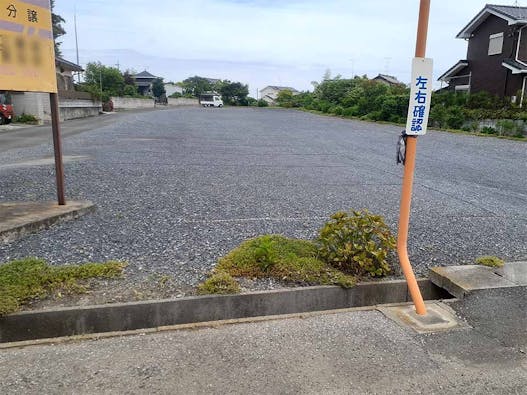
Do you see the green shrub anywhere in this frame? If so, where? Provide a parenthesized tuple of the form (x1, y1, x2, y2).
(319, 101, 331, 113)
(429, 104, 448, 128)
(366, 110, 383, 121)
(445, 107, 465, 129)
(257, 99, 269, 107)
(342, 106, 358, 117)
(14, 113, 39, 124)
(316, 210, 396, 277)
(496, 119, 522, 137)
(332, 105, 344, 116)
(197, 272, 241, 295)
(168, 92, 183, 98)
(123, 85, 138, 97)
(481, 126, 498, 135)
(475, 256, 504, 268)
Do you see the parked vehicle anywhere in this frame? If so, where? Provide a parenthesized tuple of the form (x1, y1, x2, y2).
(0, 92, 14, 125)
(200, 93, 223, 107)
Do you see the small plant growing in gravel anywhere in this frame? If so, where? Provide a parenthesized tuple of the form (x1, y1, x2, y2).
(316, 210, 396, 278)
(254, 235, 277, 272)
(475, 256, 504, 268)
(197, 272, 241, 295)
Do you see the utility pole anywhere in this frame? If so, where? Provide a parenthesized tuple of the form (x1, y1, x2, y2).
(74, 7, 81, 83)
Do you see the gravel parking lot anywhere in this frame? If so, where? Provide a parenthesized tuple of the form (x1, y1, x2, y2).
(0, 107, 525, 292)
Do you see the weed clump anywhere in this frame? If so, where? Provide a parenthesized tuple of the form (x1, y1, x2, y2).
(316, 210, 396, 277)
(197, 272, 241, 295)
(0, 257, 126, 315)
(197, 210, 397, 295)
(475, 256, 504, 268)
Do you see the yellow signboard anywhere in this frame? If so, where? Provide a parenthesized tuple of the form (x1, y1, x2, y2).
(0, 0, 57, 93)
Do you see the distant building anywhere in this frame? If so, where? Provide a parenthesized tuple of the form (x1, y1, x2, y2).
(372, 74, 404, 86)
(134, 70, 159, 96)
(259, 86, 299, 104)
(164, 83, 183, 97)
(438, 4, 527, 104)
(55, 57, 84, 91)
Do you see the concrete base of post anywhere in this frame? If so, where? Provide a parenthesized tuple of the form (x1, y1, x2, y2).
(379, 302, 463, 334)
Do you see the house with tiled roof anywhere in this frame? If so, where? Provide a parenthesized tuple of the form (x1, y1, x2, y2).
(372, 74, 404, 86)
(134, 70, 159, 96)
(439, 4, 527, 105)
(259, 86, 299, 104)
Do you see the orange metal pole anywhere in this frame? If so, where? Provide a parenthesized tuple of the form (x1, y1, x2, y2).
(397, 0, 431, 316)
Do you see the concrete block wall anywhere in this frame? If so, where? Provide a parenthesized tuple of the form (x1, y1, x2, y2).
(167, 98, 199, 106)
(111, 97, 155, 110)
(11, 92, 101, 124)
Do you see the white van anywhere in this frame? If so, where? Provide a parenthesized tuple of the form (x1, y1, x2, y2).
(200, 93, 223, 107)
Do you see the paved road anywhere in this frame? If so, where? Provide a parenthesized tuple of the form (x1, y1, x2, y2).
(0, 108, 525, 288)
(0, 287, 525, 394)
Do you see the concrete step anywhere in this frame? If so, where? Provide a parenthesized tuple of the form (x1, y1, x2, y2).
(429, 261, 527, 299)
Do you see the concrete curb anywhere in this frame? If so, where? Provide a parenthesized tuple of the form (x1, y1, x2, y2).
(0, 279, 450, 343)
(0, 201, 95, 244)
(429, 263, 526, 298)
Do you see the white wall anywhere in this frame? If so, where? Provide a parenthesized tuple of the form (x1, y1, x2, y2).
(11, 92, 48, 121)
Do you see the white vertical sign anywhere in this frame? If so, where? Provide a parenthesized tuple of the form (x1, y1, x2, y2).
(405, 58, 433, 136)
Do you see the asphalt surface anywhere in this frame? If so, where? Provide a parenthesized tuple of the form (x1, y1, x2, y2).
(0, 107, 526, 288)
(0, 287, 525, 394)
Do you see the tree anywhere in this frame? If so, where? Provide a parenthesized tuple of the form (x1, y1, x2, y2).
(122, 70, 136, 86)
(152, 78, 166, 98)
(276, 89, 294, 108)
(182, 76, 213, 97)
(50, 0, 66, 57)
(219, 81, 249, 105)
(81, 62, 125, 100)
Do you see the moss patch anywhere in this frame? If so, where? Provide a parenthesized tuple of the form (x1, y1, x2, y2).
(475, 255, 504, 268)
(198, 235, 356, 295)
(0, 257, 126, 315)
(197, 272, 241, 295)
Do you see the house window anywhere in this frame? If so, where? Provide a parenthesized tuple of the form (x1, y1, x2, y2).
(488, 32, 504, 55)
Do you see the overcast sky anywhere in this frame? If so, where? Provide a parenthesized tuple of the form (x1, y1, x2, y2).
(54, 1, 519, 95)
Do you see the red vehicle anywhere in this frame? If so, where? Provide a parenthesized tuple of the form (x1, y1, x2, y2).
(0, 92, 14, 125)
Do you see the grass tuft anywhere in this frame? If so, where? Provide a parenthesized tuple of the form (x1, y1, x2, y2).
(197, 272, 241, 295)
(475, 255, 504, 268)
(0, 257, 126, 315)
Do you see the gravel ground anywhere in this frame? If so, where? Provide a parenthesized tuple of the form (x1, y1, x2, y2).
(0, 107, 526, 295)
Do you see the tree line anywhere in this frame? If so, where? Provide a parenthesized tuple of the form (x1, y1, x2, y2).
(274, 74, 526, 137)
(178, 76, 250, 106)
